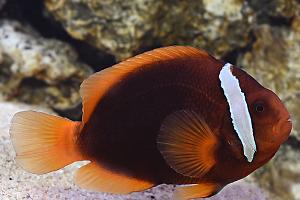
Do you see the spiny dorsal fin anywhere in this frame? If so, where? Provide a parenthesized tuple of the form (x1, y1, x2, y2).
(80, 46, 209, 123)
(157, 110, 219, 178)
(74, 162, 154, 194)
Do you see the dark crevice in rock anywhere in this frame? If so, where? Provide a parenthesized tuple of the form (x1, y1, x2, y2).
(17, 77, 83, 120)
(74, 43, 116, 72)
(222, 49, 240, 65)
(247, 0, 295, 27)
(53, 103, 82, 121)
(0, 0, 116, 71)
(222, 30, 256, 65)
(264, 16, 294, 27)
(133, 42, 163, 57)
(286, 136, 300, 150)
(20, 77, 48, 88)
(0, 0, 115, 119)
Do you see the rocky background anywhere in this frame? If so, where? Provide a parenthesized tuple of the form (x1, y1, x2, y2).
(0, 0, 299, 199)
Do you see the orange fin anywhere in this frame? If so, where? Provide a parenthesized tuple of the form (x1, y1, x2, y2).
(175, 183, 220, 200)
(10, 111, 83, 174)
(80, 46, 208, 123)
(157, 110, 218, 178)
(74, 162, 154, 194)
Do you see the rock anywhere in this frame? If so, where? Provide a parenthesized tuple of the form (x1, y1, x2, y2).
(44, 0, 164, 60)
(247, 145, 300, 200)
(160, 0, 252, 59)
(247, 0, 300, 20)
(237, 18, 300, 140)
(209, 181, 270, 200)
(44, 0, 252, 60)
(237, 17, 300, 200)
(291, 183, 300, 200)
(0, 102, 270, 199)
(0, 20, 92, 115)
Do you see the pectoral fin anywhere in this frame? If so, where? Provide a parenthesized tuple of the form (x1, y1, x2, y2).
(74, 162, 154, 194)
(157, 110, 219, 178)
(175, 183, 220, 200)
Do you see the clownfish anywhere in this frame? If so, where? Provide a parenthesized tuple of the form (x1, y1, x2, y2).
(10, 46, 292, 200)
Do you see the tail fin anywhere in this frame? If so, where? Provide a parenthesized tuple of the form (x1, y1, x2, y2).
(10, 111, 83, 174)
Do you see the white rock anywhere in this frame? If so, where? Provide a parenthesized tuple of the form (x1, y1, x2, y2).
(0, 20, 92, 111)
(203, 0, 243, 20)
(291, 183, 300, 200)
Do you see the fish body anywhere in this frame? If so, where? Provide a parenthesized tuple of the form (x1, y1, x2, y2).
(10, 46, 292, 199)
(79, 48, 225, 184)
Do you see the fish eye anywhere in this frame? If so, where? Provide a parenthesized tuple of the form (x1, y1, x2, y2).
(255, 103, 264, 113)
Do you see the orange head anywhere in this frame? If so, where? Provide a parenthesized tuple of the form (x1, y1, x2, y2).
(247, 89, 292, 160)
(220, 66, 292, 164)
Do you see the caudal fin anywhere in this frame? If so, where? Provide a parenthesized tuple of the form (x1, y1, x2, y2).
(10, 111, 83, 174)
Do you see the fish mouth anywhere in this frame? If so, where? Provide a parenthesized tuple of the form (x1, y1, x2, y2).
(285, 118, 293, 129)
(275, 117, 292, 142)
(259, 118, 292, 150)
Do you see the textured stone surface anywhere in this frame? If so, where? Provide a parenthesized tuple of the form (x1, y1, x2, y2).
(237, 17, 300, 200)
(247, 0, 300, 19)
(45, 0, 164, 60)
(0, 102, 270, 199)
(0, 20, 92, 113)
(45, 0, 251, 60)
(237, 18, 300, 140)
(159, 0, 252, 59)
(247, 145, 300, 200)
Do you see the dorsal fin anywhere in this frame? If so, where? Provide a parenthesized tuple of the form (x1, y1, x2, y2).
(80, 46, 209, 123)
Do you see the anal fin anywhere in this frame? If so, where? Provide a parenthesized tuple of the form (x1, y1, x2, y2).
(175, 183, 220, 200)
(74, 162, 154, 194)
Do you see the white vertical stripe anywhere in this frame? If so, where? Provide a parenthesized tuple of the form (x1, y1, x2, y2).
(219, 63, 256, 162)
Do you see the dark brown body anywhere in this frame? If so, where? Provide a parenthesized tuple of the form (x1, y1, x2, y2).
(77, 53, 271, 187)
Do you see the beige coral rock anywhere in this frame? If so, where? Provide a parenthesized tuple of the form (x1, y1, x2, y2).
(237, 19, 300, 140)
(238, 17, 300, 200)
(45, 0, 164, 60)
(0, 20, 92, 112)
(160, 0, 251, 58)
(44, 0, 252, 60)
(247, 0, 300, 18)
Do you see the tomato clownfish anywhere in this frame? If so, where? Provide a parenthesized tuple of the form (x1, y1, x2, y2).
(10, 46, 292, 200)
